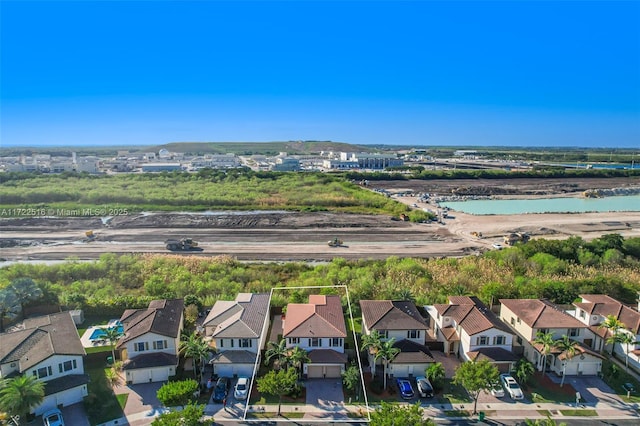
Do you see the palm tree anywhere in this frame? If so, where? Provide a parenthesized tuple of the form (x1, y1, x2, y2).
(264, 338, 288, 370)
(179, 332, 210, 381)
(534, 331, 555, 377)
(425, 362, 446, 390)
(360, 330, 383, 376)
(8, 278, 42, 320)
(0, 289, 20, 333)
(103, 325, 125, 366)
(286, 346, 310, 379)
(555, 335, 578, 387)
(374, 338, 400, 390)
(599, 315, 625, 354)
(616, 332, 636, 372)
(395, 288, 416, 303)
(0, 375, 45, 424)
(514, 358, 535, 387)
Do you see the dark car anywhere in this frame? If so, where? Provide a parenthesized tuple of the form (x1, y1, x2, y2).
(396, 378, 414, 399)
(416, 376, 434, 398)
(213, 377, 230, 403)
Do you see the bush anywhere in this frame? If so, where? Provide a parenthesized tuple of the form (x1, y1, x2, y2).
(156, 379, 199, 407)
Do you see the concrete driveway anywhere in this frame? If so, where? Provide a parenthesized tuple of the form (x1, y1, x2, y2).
(305, 378, 345, 409)
(563, 376, 625, 405)
(115, 381, 165, 418)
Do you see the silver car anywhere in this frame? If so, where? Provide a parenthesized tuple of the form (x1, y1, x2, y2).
(500, 374, 524, 400)
(234, 377, 250, 400)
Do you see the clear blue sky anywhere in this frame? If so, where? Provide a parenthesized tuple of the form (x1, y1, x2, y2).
(1, 0, 639, 148)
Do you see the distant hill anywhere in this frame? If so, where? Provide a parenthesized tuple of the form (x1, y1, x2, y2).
(152, 141, 375, 155)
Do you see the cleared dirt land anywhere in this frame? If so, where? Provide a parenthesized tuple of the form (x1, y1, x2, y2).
(1, 177, 639, 262)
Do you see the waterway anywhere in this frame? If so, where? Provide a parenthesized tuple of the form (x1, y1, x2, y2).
(440, 195, 640, 215)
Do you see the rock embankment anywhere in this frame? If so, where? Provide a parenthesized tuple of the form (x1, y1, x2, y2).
(583, 187, 640, 198)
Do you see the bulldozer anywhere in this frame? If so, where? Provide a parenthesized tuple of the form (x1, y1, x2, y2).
(83, 230, 97, 242)
(328, 237, 343, 247)
(503, 232, 530, 246)
(165, 238, 198, 251)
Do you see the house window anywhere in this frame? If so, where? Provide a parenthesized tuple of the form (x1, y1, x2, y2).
(230, 339, 234, 348)
(289, 338, 300, 345)
(380, 330, 389, 339)
(34, 366, 52, 379)
(309, 338, 321, 347)
(494, 336, 506, 345)
(516, 336, 523, 345)
(240, 339, 252, 348)
(517, 317, 521, 324)
(135, 342, 149, 352)
(478, 336, 489, 345)
(59, 360, 76, 373)
(330, 338, 342, 347)
(569, 328, 579, 337)
(153, 340, 167, 350)
(539, 328, 549, 335)
(220, 339, 224, 348)
(579, 310, 586, 319)
(510, 317, 515, 325)
(407, 330, 420, 339)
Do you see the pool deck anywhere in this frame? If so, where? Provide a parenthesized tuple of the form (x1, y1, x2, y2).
(80, 325, 113, 348)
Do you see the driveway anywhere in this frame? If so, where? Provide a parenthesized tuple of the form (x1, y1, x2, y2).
(115, 382, 165, 418)
(430, 350, 461, 377)
(61, 402, 90, 426)
(305, 378, 345, 409)
(561, 376, 625, 406)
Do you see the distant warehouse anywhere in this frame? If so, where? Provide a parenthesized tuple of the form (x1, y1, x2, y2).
(141, 162, 183, 172)
(323, 152, 403, 170)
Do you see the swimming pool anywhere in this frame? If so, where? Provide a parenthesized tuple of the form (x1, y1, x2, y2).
(89, 324, 124, 340)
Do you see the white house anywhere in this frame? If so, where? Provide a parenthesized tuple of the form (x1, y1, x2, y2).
(117, 299, 184, 384)
(0, 312, 89, 416)
(500, 299, 603, 376)
(204, 293, 270, 377)
(283, 295, 347, 378)
(426, 296, 517, 372)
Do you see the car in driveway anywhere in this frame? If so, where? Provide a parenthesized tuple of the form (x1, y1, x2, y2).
(489, 381, 505, 397)
(234, 377, 250, 400)
(415, 376, 434, 398)
(213, 377, 231, 403)
(42, 408, 65, 426)
(500, 374, 524, 400)
(396, 378, 415, 399)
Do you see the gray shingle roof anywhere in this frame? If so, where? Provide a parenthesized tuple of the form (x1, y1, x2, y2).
(122, 352, 178, 370)
(360, 300, 427, 331)
(118, 299, 184, 347)
(209, 293, 270, 338)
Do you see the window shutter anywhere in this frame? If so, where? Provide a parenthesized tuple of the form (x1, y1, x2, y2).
(59, 364, 63, 373)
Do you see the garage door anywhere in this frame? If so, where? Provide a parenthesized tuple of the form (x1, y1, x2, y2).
(307, 365, 341, 378)
(307, 365, 323, 378)
(577, 362, 600, 376)
(128, 367, 170, 384)
(214, 363, 253, 378)
(55, 386, 87, 407)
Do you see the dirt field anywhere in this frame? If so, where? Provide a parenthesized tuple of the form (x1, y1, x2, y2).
(1, 177, 638, 263)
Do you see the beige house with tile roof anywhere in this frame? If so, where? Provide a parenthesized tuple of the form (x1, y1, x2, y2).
(360, 300, 433, 378)
(283, 295, 347, 378)
(426, 296, 517, 372)
(500, 299, 603, 376)
(117, 299, 184, 384)
(204, 293, 270, 377)
(572, 294, 640, 371)
(0, 312, 89, 415)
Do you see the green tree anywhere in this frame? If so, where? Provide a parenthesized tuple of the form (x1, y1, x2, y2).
(342, 364, 362, 400)
(370, 401, 435, 426)
(425, 362, 446, 391)
(179, 332, 210, 382)
(285, 346, 310, 379)
(555, 335, 578, 387)
(360, 330, 383, 376)
(374, 338, 400, 391)
(600, 315, 625, 354)
(264, 338, 288, 370)
(617, 332, 637, 372)
(514, 358, 535, 387)
(0, 289, 19, 333)
(0, 375, 45, 424)
(103, 326, 125, 366)
(256, 368, 298, 416)
(156, 380, 199, 407)
(8, 278, 42, 320)
(151, 403, 209, 426)
(534, 331, 555, 377)
(452, 360, 499, 415)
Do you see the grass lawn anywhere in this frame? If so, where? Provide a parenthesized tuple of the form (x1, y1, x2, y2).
(601, 359, 640, 403)
(437, 379, 472, 404)
(525, 374, 576, 403)
(559, 409, 597, 416)
(83, 357, 126, 425)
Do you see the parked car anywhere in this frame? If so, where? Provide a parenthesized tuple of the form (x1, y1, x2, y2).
(396, 378, 415, 399)
(492, 243, 503, 250)
(489, 380, 505, 397)
(415, 376, 434, 398)
(42, 409, 65, 426)
(213, 377, 231, 402)
(500, 374, 524, 400)
(234, 377, 250, 400)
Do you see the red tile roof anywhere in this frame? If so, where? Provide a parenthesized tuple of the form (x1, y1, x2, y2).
(283, 295, 346, 338)
(576, 295, 640, 334)
(435, 296, 512, 336)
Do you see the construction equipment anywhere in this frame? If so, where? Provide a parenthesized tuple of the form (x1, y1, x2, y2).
(471, 231, 483, 238)
(503, 232, 530, 246)
(83, 230, 97, 242)
(328, 237, 343, 247)
(165, 238, 198, 251)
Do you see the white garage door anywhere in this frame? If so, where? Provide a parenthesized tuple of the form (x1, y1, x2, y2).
(215, 363, 254, 377)
(577, 362, 600, 376)
(128, 367, 170, 384)
(307, 365, 341, 378)
(308, 365, 323, 378)
(55, 386, 87, 407)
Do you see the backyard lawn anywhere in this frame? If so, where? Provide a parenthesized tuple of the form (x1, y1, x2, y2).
(601, 360, 640, 403)
(83, 355, 126, 425)
(437, 379, 472, 404)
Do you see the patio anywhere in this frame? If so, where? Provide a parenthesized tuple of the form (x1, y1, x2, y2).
(80, 319, 122, 348)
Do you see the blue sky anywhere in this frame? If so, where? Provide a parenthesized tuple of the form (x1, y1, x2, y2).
(1, 0, 639, 148)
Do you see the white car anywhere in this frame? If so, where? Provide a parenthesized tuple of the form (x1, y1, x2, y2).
(489, 381, 505, 397)
(500, 374, 524, 400)
(234, 377, 250, 400)
(42, 409, 65, 426)
(492, 243, 503, 250)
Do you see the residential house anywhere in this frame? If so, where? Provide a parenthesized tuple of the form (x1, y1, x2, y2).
(283, 295, 347, 378)
(117, 299, 184, 384)
(426, 296, 517, 372)
(572, 294, 640, 370)
(204, 293, 270, 377)
(360, 300, 433, 378)
(0, 312, 89, 415)
(500, 299, 603, 376)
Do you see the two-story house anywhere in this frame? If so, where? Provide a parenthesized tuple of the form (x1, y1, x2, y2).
(360, 300, 433, 378)
(426, 296, 517, 372)
(117, 299, 184, 384)
(283, 295, 347, 378)
(500, 299, 603, 376)
(0, 312, 89, 415)
(204, 293, 270, 377)
(572, 294, 640, 370)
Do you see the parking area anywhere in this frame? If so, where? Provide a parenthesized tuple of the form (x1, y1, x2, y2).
(305, 378, 345, 408)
